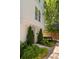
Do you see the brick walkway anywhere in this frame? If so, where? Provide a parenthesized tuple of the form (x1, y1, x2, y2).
(48, 46, 59, 59)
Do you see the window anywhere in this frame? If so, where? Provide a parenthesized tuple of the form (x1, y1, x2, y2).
(35, 7, 38, 20)
(39, 10, 41, 22)
(39, 0, 40, 2)
(35, 7, 41, 22)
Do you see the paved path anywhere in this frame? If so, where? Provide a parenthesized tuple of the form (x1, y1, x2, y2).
(35, 44, 59, 59)
(48, 45, 59, 59)
(35, 44, 54, 59)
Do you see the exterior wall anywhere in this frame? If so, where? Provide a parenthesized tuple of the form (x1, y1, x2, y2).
(20, 0, 44, 43)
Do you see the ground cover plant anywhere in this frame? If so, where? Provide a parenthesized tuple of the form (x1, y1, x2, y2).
(20, 43, 48, 59)
(40, 38, 57, 47)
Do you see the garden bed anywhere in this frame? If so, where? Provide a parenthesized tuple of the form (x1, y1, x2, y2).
(20, 43, 48, 59)
(39, 39, 57, 47)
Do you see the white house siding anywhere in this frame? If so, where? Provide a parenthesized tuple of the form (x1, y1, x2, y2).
(20, 0, 44, 43)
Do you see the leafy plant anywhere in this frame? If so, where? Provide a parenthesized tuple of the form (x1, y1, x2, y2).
(21, 45, 48, 59)
(20, 42, 27, 58)
(40, 39, 56, 47)
(44, 0, 59, 32)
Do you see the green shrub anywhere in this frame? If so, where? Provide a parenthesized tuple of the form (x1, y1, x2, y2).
(21, 45, 48, 59)
(37, 29, 43, 43)
(40, 39, 56, 47)
(26, 26, 34, 45)
(20, 42, 27, 58)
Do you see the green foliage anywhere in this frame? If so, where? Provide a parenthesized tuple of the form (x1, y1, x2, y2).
(26, 26, 34, 45)
(37, 29, 43, 43)
(40, 39, 56, 47)
(44, 0, 59, 32)
(21, 45, 48, 59)
(20, 42, 27, 58)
